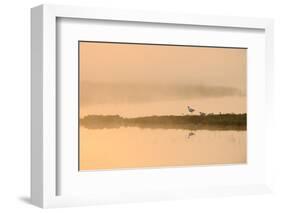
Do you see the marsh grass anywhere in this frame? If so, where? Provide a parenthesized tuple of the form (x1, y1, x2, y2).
(80, 113, 246, 130)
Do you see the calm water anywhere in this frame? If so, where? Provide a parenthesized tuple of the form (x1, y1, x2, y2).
(79, 126, 246, 170)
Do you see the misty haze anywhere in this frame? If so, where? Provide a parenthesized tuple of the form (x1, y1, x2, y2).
(79, 41, 247, 170)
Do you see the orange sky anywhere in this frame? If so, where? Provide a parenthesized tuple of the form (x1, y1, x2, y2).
(79, 42, 246, 116)
(80, 42, 246, 89)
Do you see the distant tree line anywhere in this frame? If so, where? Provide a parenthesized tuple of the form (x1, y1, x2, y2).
(80, 113, 247, 131)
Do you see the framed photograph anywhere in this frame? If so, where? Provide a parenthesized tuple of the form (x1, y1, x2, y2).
(31, 4, 274, 208)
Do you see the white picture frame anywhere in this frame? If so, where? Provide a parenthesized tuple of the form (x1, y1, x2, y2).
(31, 4, 274, 208)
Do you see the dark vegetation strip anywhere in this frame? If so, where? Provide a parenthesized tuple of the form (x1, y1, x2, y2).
(80, 114, 247, 130)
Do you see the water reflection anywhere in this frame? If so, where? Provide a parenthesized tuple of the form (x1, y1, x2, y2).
(185, 131, 196, 141)
(79, 127, 246, 170)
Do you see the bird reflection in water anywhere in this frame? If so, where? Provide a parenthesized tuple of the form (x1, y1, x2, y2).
(185, 131, 196, 141)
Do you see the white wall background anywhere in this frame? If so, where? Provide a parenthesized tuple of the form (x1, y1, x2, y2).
(0, 0, 280, 212)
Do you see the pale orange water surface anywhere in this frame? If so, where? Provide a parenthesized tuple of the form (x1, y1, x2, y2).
(80, 126, 246, 170)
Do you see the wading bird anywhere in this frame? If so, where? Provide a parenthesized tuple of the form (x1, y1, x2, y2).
(187, 106, 195, 114)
